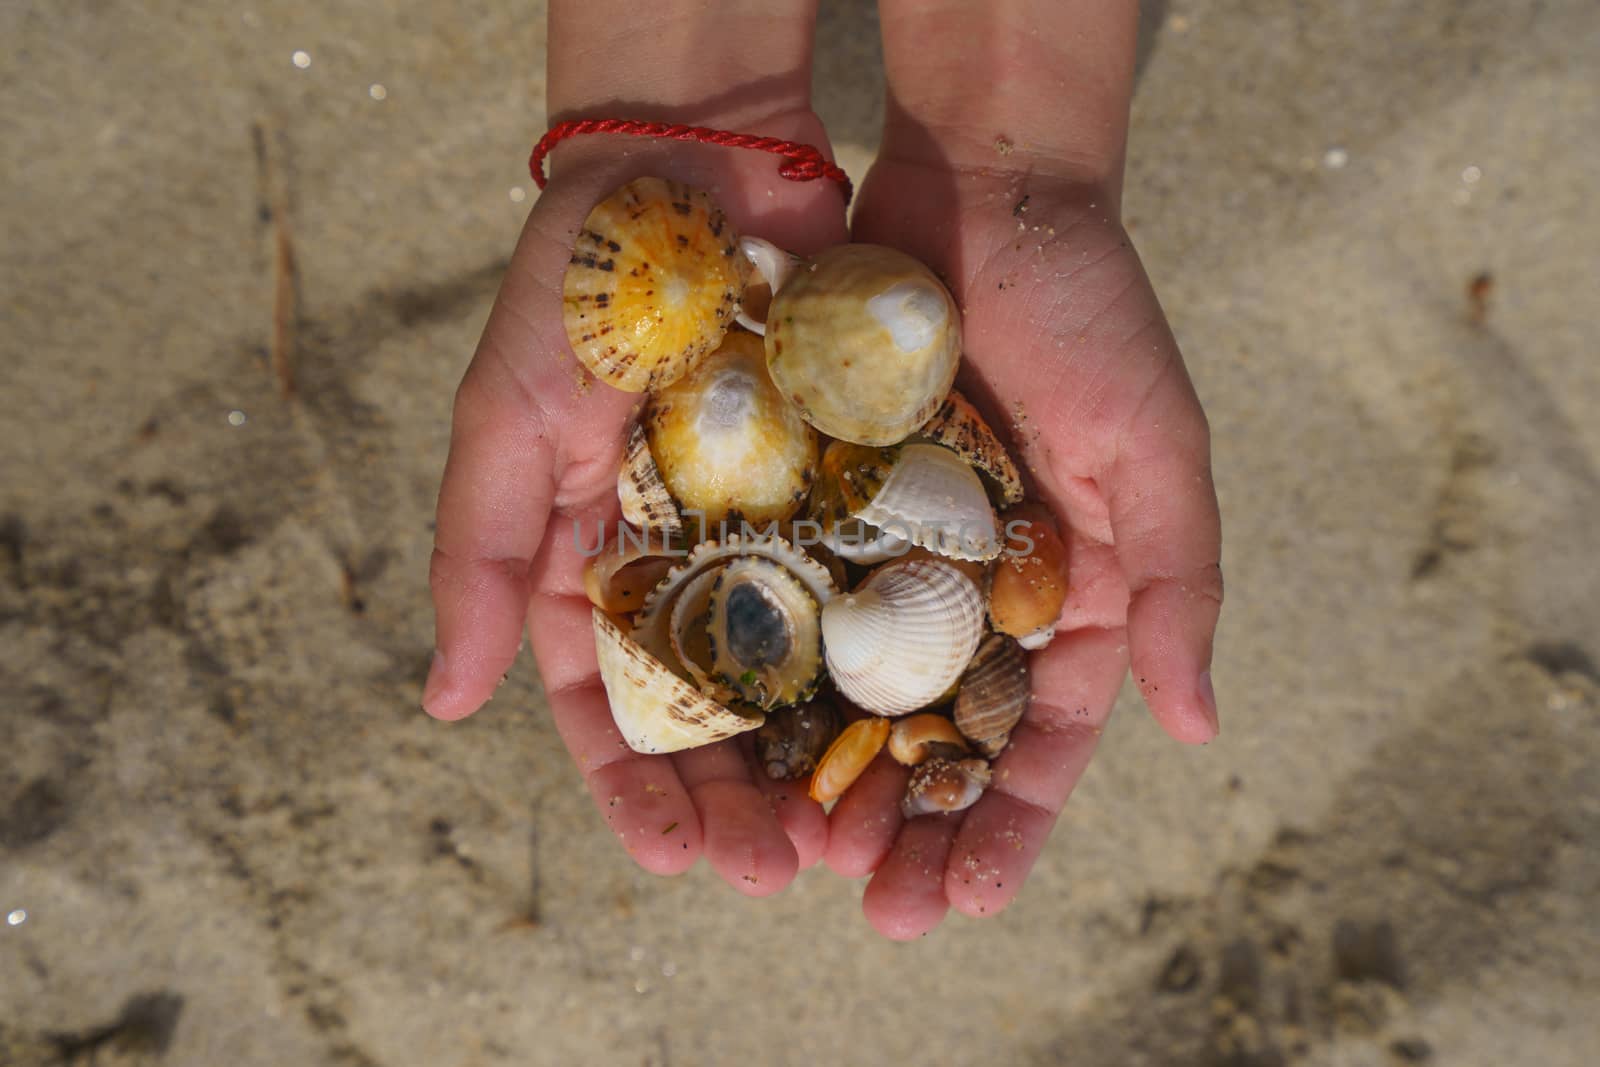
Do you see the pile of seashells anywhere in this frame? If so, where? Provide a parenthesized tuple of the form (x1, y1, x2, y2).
(571, 177, 1069, 818)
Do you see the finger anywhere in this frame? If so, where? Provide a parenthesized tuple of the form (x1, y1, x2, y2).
(821, 753, 908, 879)
(741, 739, 830, 871)
(528, 590, 703, 876)
(674, 741, 800, 897)
(1105, 353, 1223, 743)
(424, 344, 560, 720)
(861, 814, 958, 940)
(944, 624, 1127, 918)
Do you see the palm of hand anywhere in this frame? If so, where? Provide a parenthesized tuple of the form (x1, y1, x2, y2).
(820, 163, 1223, 937)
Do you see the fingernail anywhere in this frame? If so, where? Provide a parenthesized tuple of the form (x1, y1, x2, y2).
(421, 649, 447, 713)
(1197, 670, 1220, 737)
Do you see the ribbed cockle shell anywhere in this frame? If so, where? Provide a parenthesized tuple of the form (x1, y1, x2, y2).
(646, 331, 817, 526)
(821, 557, 986, 716)
(953, 634, 1029, 757)
(766, 244, 961, 445)
(592, 609, 762, 755)
(811, 442, 1001, 562)
(563, 177, 747, 392)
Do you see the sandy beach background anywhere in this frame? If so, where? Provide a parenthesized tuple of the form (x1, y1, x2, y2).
(4, 1, 1598, 1064)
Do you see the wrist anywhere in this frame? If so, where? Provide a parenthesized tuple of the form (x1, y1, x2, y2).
(548, 2, 820, 132)
(876, 0, 1137, 192)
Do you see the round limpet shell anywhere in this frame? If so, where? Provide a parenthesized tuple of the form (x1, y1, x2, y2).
(563, 177, 747, 393)
(645, 331, 818, 526)
(765, 244, 961, 445)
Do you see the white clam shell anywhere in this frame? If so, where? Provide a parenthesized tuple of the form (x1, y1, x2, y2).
(856, 443, 1001, 562)
(592, 609, 762, 754)
(733, 236, 801, 336)
(817, 518, 911, 564)
(821, 557, 986, 716)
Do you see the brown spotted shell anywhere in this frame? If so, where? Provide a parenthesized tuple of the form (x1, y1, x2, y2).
(617, 423, 682, 536)
(563, 177, 747, 393)
(919, 390, 1024, 506)
(953, 634, 1029, 757)
(592, 609, 763, 754)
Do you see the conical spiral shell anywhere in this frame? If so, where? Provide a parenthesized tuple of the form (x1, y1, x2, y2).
(562, 177, 747, 392)
(953, 634, 1029, 757)
(820, 557, 986, 716)
(592, 609, 762, 755)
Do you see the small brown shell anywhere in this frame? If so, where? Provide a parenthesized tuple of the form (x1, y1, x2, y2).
(754, 699, 843, 781)
(809, 717, 891, 804)
(617, 423, 682, 536)
(919, 390, 1024, 506)
(989, 503, 1069, 647)
(563, 177, 747, 393)
(901, 757, 991, 818)
(887, 713, 971, 766)
(953, 634, 1029, 757)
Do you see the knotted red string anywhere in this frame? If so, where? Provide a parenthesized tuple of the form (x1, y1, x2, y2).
(529, 118, 852, 206)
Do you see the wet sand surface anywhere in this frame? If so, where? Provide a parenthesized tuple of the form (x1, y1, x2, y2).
(4, 2, 1598, 1064)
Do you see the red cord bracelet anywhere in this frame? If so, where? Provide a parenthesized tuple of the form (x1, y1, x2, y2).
(529, 118, 852, 206)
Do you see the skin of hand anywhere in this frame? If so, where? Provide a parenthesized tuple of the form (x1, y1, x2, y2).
(822, 0, 1224, 938)
(421, 0, 848, 897)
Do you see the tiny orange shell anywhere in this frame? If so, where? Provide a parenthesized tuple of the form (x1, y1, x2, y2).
(887, 713, 970, 766)
(989, 503, 1069, 643)
(808, 717, 891, 804)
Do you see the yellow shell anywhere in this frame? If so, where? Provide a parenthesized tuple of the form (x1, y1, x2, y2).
(646, 331, 818, 526)
(563, 177, 747, 393)
(808, 717, 891, 804)
(765, 244, 961, 445)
